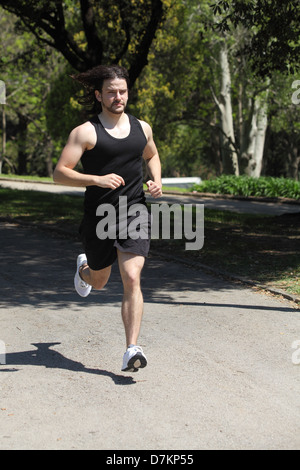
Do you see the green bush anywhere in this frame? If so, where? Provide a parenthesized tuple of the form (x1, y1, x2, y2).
(192, 176, 300, 199)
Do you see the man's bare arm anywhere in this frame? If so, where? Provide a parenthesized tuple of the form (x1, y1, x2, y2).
(141, 121, 162, 199)
(53, 123, 125, 189)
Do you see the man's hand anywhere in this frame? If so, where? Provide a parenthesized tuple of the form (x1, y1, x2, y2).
(95, 173, 125, 189)
(146, 180, 162, 199)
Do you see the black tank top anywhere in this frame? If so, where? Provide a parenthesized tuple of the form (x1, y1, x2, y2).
(81, 114, 147, 217)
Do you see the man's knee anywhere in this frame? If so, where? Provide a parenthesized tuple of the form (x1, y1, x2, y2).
(122, 268, 142, 291)
(118, 252, 145, 292)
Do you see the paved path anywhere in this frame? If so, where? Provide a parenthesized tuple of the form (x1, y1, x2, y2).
(1, 178, 300, 215)
(0, 221, 299, 450)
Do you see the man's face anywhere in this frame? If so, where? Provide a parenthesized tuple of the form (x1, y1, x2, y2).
(96, 78, 128, 114)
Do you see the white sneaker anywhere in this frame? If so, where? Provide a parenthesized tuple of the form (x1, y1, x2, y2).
(121, 345, 147, 372)
(74, 254, 92, 297)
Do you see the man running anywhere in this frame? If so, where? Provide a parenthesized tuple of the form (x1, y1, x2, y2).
(53, 65, 162, 372)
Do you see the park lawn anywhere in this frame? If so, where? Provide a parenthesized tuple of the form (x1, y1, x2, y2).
(152, 208, 300, 298)
(0, 174, 54, 183)
(0, 187, 299, 298)
(0, 187, 83, 229)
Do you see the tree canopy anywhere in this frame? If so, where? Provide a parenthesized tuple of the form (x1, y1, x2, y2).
(0, 0, 299, 179)
(0, 0, 166, 86)
(211, 0, 300, 77)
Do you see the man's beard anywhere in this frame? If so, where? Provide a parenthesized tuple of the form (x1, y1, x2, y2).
(102, 101, 127, 114)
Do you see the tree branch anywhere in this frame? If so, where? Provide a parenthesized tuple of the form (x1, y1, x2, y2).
(0, 0, 87, 70)
(114, 1, 131, 64)
(128, 0, 164, 87)
(209, 84, 221, 112)
(0, 0, 168, 75)
(80, 0, 103, 66)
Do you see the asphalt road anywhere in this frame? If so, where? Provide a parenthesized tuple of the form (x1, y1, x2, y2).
(0, 220, 299, 450)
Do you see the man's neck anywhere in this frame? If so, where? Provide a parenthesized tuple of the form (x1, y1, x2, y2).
(98, 110, 128, 130)
(98, 110, 130, 138)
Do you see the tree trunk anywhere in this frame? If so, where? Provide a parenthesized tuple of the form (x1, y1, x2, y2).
(0, 105, 6, 174)
(213, 43, 239, 175)
(288, 142, 300, 181)
(244, 91, 269, 177)
(17, 113, 28, 175)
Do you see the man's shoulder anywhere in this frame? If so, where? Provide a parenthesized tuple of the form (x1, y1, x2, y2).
(137, 119, 152, 140)
(69, 120, 97, 146)
(74, 119, 97, 134)
(127, 113, 149, 127)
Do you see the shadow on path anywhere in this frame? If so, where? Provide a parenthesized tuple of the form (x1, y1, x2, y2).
(0, 342, 136, 385)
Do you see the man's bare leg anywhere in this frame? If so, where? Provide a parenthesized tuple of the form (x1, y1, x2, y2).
(117, 250, 145, 347)
(80, 263, 112, 291)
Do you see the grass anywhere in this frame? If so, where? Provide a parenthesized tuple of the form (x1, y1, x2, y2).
(152, 207, 300, 298)
(0, 187, 299, 299)
(0, 173, 53, 183)
(0, 188, 83, 229)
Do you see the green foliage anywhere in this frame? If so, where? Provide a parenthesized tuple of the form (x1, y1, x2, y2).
(129, 0, 218, 177)
(0, 9, 67, 175)
(45, 66, 85, 155)
(0, 0, 166, 86)
(193, 175, 300, 199)
(211, 0, 300, 77)
(1, 0, 300, 180)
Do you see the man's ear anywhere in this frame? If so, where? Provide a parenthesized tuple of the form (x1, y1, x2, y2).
(95, 90, 101, 102)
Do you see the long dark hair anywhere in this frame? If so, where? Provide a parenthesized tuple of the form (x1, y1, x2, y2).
(71, 64, 130, 114)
